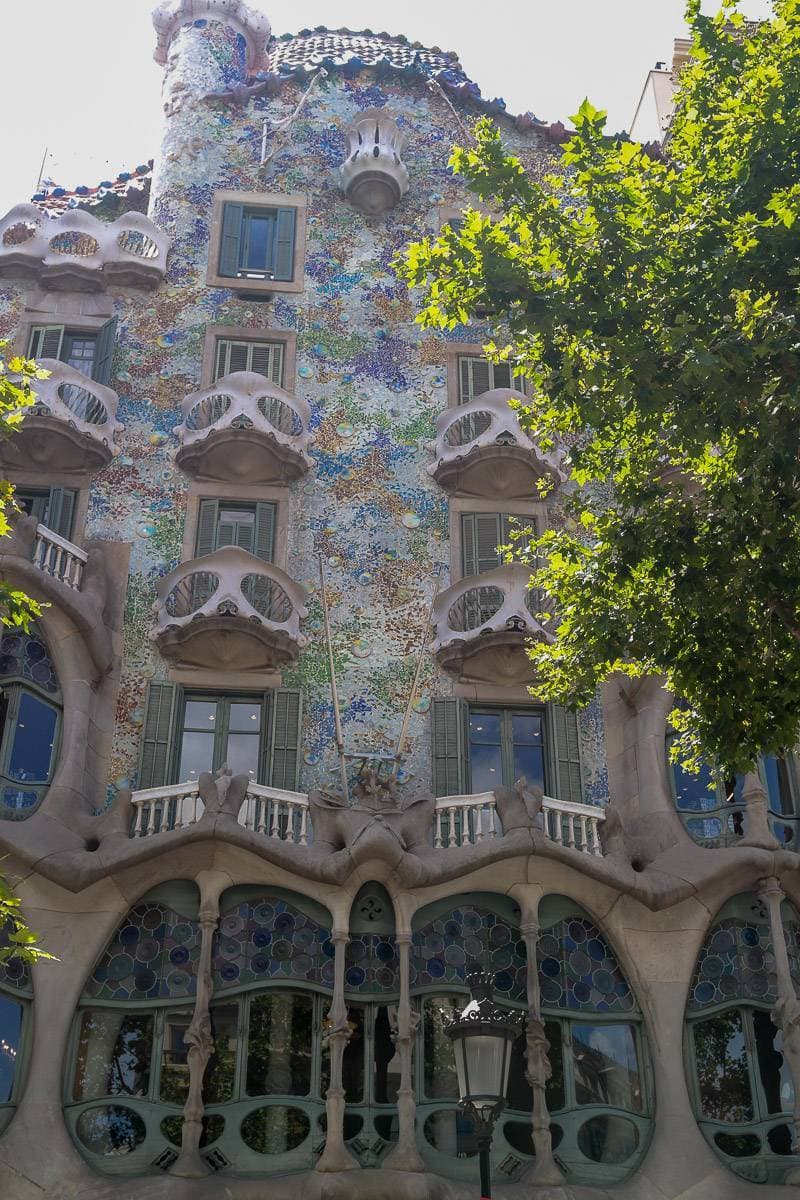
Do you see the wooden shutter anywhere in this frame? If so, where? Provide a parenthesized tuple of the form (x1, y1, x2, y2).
(461, 512, 505, 577)
(195, 499, 219, 557)
(253, 502, 276, 563)
(219, 202, 244, 277)
(28, 325, 64, 360)
(268, 688, 302, 790)
(432, 697, 469, 797)
(272, 208, 297, 281)
(228, 341, 251, 373)
(493, 362, 512, 390)
(46, 487, 77, 539)
(549, 703, 583, 804)
(138, 682, 178, 789)
(459, 356, 492, 404)
(92, 316, 117, 386)
(250, 340, 284, 385)
(214, 339, 230, 380)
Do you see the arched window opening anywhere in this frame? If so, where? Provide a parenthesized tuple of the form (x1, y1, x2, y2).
(410, 894, 652, 1187)
(0, 925, 33, 1134)
(0, 626, 62, 819)
(667, 730, 800, 849)
(686, 894, 799, 1185)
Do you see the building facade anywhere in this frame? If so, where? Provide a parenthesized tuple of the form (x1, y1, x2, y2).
(0, 3, 798, 1196)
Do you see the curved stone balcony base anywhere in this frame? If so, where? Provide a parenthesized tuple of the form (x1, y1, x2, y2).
(174, 424, 309, 484)
(428, 388, 566, 499)
(432, 563, 552, 684)
(340, 108, 409, 215)
(151, 545, 308, 672)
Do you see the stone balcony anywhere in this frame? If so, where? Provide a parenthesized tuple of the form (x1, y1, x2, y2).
(0, 205, 169, 291)
(340, 108, 409, 215)
(428, 388, 566, 498)
(0, 359, 122, 475)
(173, 370, 314, 484)
(151, 545, 308, 671)
(431, 562, 552, 684)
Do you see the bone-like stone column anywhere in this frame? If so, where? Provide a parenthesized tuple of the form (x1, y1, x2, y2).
(169, 870, 226, 1178)
(520, 912, 563, 1185)
(759, 877, 800, 1185)
(316, 928, 358, 1172)
(741, 774, 781, 849)
(384, 932, 425, 1171)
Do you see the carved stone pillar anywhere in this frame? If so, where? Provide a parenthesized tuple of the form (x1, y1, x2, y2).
(169, 873, 223, 1178)
(316, 930, 358, 1172)
(759, 877, 800, 1185)
(384, 933, 424, 1171)
(520, 916, 563, 1185)
(741, 774, 781, 849)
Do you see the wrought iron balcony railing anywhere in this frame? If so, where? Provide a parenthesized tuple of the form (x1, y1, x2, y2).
(173, 370, 313, 483)
(428, 388, 566, 498)
(151, 545, 308, 671)
(0, 205, 169, 291)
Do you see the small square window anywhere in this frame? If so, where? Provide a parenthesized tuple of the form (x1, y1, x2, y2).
(208, 192, 306, 294)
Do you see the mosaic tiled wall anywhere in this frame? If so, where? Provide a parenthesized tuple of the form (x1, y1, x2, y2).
(0, 16, 608, 808)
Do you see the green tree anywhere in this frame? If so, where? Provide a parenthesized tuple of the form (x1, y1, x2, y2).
(0, 341, 53, 966)
(399, 0, 800, 776)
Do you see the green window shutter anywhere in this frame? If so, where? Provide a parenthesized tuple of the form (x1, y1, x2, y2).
(459, 356, 492, 404)
(493, 362, 512, 390)
(254, 502, 276, 563)
(272, 208, 297, 282)
(250, 340, 284, 385)
(432, 697, 468, 797)
(549, 703, 583, 804)
(138, 682, 178, 789)
(45, 487, 77, 539)
(28, 324, 64, 360)
(461, 512, 504, 576)
(214, 339, 231, 380)
(268, 688, 302, 790)
(195, 499, 219, 557)
(219, 202, 244, 277)
(91, 316, 117, 386)
(228, 340, 251, 373)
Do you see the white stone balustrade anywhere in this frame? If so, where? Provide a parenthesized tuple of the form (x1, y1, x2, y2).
(151, 544, 308, 671)
(0, 204, 169, 291)
(340, 108, 409, 215)
(173, 370, 314, 483)
(428, 388, 566, 499)
(130, 780, 309, 842)
(32, 524, 88, 590)
(434, 791, 605, 855)
(432, 562, 553, 684)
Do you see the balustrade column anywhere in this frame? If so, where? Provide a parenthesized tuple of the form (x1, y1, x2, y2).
(759, 877, 800, 1184)
(520, 915, 563, 1185)
(316, 929, 358, 1172)
(385, 932, 425, 1171)
(169, 870, 225, 1178)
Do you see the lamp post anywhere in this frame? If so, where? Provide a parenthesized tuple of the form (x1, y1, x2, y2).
(444, 970, 526, 1199)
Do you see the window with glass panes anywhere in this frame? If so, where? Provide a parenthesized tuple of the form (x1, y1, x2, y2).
(468, 708, 546, 792)
(177, 695, 267, 783)
(459, 511, 534, 626)
(218, 203, 297, 282)
(15, 486, 76, 540)
(213, 338, 285, 385)
(457, 355, 525, 404)
(27, 318, 116, 386)
(0, 625, 62, 818)
(194, 499, 276, 562)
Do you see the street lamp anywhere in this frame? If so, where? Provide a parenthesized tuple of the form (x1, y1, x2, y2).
(444, 970, 526, 1199)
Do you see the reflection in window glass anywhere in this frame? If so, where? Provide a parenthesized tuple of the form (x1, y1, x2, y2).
(75, 1104, 146, 1156)
(321, 1004, 364, 1103)
(178, 730, 214, 781)
(506, 1031, 533, 1112)
(423, 1108, 478, 1156)
(544, 1019, 566, 1112)
(204, 1004, 238, 1104)
(577, 1114, 639, 1163)
(511, 713, 544, 791)
(753, 1009, 794, 1116)
(763, 755, 796, 817)
(693, 1010, 754, 1121)
(469, 713, 503, 792)
(72, 1011, 153, 1102)
(8, 693, 57, 783)
(159, 1009, 193, 1104)
(672, 759, 718, 812)
(240, 1104, 309, 1154)
(373, 1005, 401, 1104)
(572, 1024, 643, 1112)
(0, 994, 24, 1103)
(423, 996, 461, 1099)
(247, 992, 313, 1097)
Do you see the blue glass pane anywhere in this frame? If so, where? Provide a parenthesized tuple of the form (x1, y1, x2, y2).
(513, 744, 544, 790)
(470, 741, 502, 791)
(763, 755, 796, 817)
(7, 693, 57, 783)
(0, 993, 23, 1103)
(469, 713, 501, 744)
(243, 214, 273, 271)
(672, 760, 718, 811)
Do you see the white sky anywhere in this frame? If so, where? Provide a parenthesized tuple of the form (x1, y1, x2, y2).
(1, 0, 773, 215)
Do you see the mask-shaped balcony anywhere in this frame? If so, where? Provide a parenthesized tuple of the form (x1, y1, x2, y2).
(173, 371, 313, 484)
(0, 205, 169, 292)
(151, 546, 308, 672)
(0, 359, 122, 475)
(431, 563, 552, 685)
(428, 389, 566, 499)
(340, 108, 409, 215)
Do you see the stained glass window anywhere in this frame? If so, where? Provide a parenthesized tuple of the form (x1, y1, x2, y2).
(345, 934, 398, 993)
(84, 903, 201, 1001)
(410, 903, 527, 1001)
(687, 916, 800, 1012)
(537, 917, 634, 1013)
(211, 896, 332, 991)
(0, 630, 60, 696)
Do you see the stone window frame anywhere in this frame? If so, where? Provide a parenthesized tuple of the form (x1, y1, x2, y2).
(445, 341, 530, 410)
(207, 190, 307, 295)
(200, 324, 298, 390)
